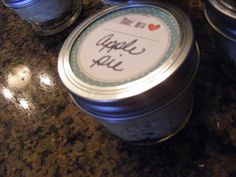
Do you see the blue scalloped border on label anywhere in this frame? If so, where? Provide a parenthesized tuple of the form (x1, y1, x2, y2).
(70, 6, 180, 87)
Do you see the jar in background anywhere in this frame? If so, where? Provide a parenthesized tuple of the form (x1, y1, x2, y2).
(205, 0, 236, 81)
(58, 2, 200, 145)
(3, 0, 82, 36)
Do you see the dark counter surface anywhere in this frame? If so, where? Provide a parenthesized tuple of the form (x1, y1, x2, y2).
(1, 0, 236, 177)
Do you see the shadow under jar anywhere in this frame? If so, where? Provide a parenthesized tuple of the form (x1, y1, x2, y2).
(3, 0, 82, 36)
(205, 0, 236, 81)
(58, 1, 200, 145)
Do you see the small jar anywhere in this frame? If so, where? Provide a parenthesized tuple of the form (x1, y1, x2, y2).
(3, 0, 82, 36)
(58, 2, 200, 144)
(205, 0, 236, 81)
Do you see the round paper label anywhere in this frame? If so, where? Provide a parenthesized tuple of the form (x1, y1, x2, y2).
(70, 6, 180, 87)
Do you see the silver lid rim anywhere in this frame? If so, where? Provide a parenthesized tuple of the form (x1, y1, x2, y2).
(208, 0, 236, 19)
(204, 5, 236, 42)
(58, 2, 194, 101)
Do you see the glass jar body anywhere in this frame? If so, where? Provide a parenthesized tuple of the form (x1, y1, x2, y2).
(95, 84, 193, 145)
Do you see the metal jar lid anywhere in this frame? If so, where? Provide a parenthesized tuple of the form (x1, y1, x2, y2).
(205, 0, 236, 41)
(3, 0, 40, 8)
(58, 2, 197, 118)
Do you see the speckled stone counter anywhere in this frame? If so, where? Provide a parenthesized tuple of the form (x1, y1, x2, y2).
(1, 0, 236, 177)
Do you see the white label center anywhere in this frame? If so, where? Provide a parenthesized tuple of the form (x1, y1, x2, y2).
(78, 14, 171, 82)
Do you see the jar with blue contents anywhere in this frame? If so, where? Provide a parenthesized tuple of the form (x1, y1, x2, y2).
(58, 2, 200, 145)
(3, 0, 82, 36)
(205, 0, 236, 81)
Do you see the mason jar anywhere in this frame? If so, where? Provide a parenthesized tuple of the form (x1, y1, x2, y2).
(205, 0, 236, 81)
(58, 1, 200, 145)
(3, 0, 82, 36)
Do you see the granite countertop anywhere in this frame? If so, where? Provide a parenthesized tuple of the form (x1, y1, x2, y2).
(1, 0, 236, 177)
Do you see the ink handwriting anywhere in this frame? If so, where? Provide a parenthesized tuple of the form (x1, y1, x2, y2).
(90, 55, 124, 72)
(96, 34, 146, 55)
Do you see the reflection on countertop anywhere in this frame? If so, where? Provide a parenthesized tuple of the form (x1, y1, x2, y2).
(1, 0, 236, 177)
(2, 64, 57, 112)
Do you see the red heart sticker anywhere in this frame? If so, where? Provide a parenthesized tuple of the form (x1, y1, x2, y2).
(148, 24, 161, 31)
